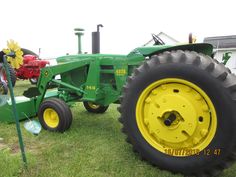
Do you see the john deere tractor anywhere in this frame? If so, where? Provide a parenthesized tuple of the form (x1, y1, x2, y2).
(1, 26, 236, 177)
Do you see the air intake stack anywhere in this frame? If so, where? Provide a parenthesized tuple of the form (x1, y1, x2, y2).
(74, 28, 84, 54)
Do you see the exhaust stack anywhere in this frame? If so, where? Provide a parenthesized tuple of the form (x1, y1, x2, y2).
(92, 24, 103, 54)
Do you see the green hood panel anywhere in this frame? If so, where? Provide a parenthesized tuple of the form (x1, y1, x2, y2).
(57, 54, 127, 63)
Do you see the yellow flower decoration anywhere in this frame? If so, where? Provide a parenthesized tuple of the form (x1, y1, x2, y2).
(2, 40, 23, 69)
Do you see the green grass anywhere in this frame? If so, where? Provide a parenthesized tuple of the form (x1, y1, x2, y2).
(0, 80, 236, 177)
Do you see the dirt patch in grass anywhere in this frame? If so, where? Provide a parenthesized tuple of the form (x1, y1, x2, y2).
(10, 143, 20, 153)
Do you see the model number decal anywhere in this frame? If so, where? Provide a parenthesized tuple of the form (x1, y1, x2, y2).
(115, 69, 126, 76)
(86, 85, 96, 90)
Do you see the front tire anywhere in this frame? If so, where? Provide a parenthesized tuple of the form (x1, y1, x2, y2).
(38, 98, 72, 132)
(83, 101, 109, 113)
(119, 50, 236, 176)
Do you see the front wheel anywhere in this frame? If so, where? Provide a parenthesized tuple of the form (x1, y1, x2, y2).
(38, 98, 72, 132)
(83, 101, 109, 113)
(119, 50, 236, 177)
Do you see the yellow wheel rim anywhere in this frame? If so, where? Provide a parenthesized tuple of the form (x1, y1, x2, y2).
(43, 108, 59, 128)
(136, 78, 217, 156)
(87, 102, 100, 109)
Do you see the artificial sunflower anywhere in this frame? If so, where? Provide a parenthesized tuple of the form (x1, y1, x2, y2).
(2, 39, 23, 69)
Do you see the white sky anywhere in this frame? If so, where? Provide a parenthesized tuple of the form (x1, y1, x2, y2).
(1, 0, 236, 58)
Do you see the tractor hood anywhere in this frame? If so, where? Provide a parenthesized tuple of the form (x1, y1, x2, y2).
(56, 43, 213, 64)
(128, 43, 213, 57)
(56, 54, 126, 63)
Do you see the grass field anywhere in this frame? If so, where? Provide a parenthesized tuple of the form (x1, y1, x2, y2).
(0, 80, 236, 177)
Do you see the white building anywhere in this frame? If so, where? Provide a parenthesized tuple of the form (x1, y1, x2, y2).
(204, 35, 236, 73)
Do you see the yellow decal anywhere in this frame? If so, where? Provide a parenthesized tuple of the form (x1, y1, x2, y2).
(86, 85, 96, 90)
(115, 69, 126, 76)
(44, 71, 49, 77)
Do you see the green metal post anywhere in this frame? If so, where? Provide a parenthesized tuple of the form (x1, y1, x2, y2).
(3, 54, 27, 166)
(74, 28, 84, 54)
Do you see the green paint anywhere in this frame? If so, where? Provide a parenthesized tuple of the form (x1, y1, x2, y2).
(129, 43, 213, 56)
(0, 41, 215, 122)
(0, 96, 36, 122)
(0, 90, 58, 123)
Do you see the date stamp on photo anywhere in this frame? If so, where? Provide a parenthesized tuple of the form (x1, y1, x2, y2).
(164, 148, 221, 156)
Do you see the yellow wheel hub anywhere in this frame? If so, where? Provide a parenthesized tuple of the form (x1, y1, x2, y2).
(88, 102, 100, 109)
(136, 78, 217, 156)
(43, 108, 59, 128)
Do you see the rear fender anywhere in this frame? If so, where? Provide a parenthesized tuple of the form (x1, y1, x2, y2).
(150, 43, 213, 56)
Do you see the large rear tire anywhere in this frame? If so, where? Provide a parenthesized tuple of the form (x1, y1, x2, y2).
(38, 98, 72, 132)
(0, 64, 16, 87)
(0, 82, 8, 95)
(119, 50, 236, 176)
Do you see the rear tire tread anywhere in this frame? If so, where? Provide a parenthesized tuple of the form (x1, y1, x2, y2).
(119, 50, 236, 177)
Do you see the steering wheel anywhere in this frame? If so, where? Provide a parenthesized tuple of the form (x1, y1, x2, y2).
(189, 33, 197, 43)
(152, 34, 165, 45)
(189, 33, 193, 43)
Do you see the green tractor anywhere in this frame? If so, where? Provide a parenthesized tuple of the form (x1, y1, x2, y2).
(1, 26, 236, 177)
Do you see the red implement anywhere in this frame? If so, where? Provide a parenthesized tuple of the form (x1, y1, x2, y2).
(16, 55, 49, 80)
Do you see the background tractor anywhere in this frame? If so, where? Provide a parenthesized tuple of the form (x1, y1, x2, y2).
(15, 54, 50, 84)
(1, 25, 236, 177)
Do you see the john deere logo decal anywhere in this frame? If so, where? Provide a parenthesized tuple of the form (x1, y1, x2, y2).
(44, 71, 49, 77)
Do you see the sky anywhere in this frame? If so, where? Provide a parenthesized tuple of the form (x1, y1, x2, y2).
(1, 0, 236, 58)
